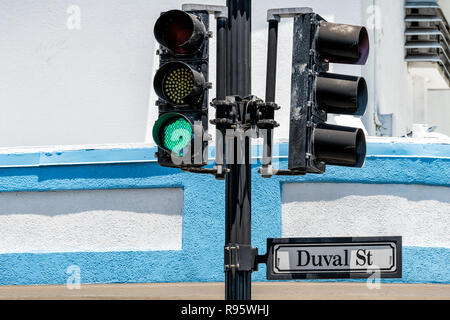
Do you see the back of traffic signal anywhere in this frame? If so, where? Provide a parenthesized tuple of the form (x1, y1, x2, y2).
(287, 13, 369, 174)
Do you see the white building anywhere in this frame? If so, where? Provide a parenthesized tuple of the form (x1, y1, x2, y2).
(0, 0, 448, 286)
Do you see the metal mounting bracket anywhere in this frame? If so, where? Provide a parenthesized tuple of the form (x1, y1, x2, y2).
(182, 4, 228, 19)
(267, 7, 313, 22)
(258, 168, 307, 176)
(181, 166, 230, 177)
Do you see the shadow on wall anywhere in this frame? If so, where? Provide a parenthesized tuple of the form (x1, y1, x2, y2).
(0, 188, 185, 253)
(282, 182, 450, 203)
(281, 182, 450, 247)
(0, 188, 183, 216)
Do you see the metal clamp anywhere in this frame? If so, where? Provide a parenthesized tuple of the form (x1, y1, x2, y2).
(259, 165, 274, 179)
(224, 244, 258, 272)
(258, 168, 307, 176)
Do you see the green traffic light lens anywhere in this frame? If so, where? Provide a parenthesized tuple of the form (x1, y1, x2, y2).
(161, 116, 192, 156)
(163, 66, 195, 104)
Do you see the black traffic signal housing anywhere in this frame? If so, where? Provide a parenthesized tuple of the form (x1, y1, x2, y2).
(152, 10, 210, 168)
(288, 13, 369, 173)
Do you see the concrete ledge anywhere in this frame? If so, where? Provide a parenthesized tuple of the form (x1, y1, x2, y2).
(0, 282, 449, 300)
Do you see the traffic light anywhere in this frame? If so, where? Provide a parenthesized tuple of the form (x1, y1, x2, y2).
(288, 14, 369, 173)
(152, 10, 210, 168)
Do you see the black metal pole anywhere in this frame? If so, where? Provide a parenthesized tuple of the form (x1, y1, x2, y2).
(263, 19, 279, 169)
(225, 0, 252, 301)
(265, 20, 278, 103)
(216, 16, 227, 169)
(217, 17, 227, 100)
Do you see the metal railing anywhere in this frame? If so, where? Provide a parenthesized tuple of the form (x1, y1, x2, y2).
(405, 1, 450, 85)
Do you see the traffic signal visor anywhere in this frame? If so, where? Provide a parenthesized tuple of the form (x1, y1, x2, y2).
(317, 22, 369, 65)
(314, 124, 366, 168)
(316, 73, 368, 116)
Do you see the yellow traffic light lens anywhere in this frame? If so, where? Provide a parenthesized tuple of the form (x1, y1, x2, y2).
(163, 67, 195, 104)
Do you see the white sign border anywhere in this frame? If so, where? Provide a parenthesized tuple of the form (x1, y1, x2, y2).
(273, 242, 397, 274)
(265, 236, 402, 280)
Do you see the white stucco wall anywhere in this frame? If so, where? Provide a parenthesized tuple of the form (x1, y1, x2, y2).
(0, 0, 366, 148)
(439, 0, 450, 18)
(366, 0, 414, 136)
(0, 0, 447, 145)
(428, 89, 450, 136)
(282, 183, 450, 248)
(0, 188, 183, 253)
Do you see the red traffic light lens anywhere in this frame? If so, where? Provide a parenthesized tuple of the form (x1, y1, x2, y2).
(160, 11, 192, 54)
(154, 10, 206, 55)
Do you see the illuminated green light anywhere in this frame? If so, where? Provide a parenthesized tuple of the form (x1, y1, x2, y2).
(162, 117, 192, 156)
(163, 66, 194, 104)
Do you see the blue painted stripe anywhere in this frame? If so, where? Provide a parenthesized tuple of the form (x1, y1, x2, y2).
(39, 148, 157, 166)
(367, 141, 450, 158)
(0, 247, 448, 285)
(0, 152, 41, 167)
(0, 148, 158, 168)
(0, 157, 449, 285)
(0, 141, 449, 168)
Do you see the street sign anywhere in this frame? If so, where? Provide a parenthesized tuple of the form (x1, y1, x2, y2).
(266, 237, 402, 280)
